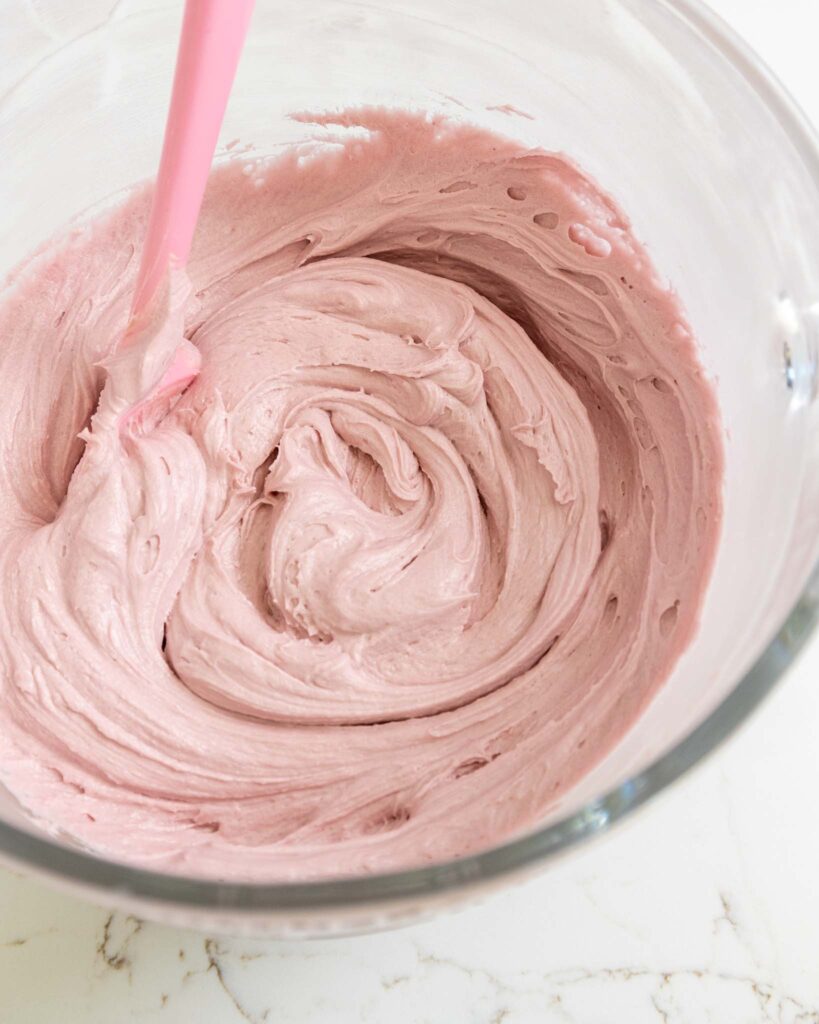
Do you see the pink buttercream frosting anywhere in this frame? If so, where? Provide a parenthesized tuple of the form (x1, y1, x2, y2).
(0, 111, 722, 879)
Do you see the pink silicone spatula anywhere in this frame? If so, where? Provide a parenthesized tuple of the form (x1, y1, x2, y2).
(124, 0, 255, 398)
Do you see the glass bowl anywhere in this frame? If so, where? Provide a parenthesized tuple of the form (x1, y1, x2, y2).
(0, 0, 817, 936)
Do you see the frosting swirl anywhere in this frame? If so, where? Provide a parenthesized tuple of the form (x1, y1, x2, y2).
(0, 112, 721, 878)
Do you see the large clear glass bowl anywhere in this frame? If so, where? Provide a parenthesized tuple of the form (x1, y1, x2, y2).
(0, 0, 817, 936)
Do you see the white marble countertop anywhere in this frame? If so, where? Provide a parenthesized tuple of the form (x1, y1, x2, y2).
(1, 1, 819, 1021)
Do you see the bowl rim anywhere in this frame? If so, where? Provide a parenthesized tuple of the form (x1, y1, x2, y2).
(0, 0, 818, 914)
